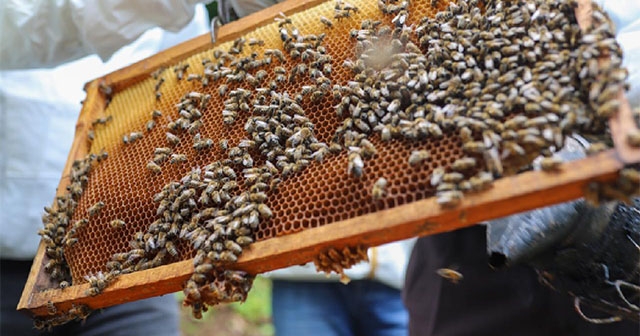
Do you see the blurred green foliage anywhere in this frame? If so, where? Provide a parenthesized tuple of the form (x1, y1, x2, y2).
(178, 276, 273, 336)
(230, 276, 274, 335)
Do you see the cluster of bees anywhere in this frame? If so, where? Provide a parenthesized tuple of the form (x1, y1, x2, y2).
(183, 269, 254, 319)
(34, 303, 91, 331)
(35, 0, 640, 326)
(147, 91, 214, 174)
(98, 160, 263, 311)
(109, 7, 366, 317)
(324, 0, 637, 208)
(584, 167, 640, 206)
(313, 245, 369, 284)
(39, 152, 107, 285)
(36, 152, 110, 328)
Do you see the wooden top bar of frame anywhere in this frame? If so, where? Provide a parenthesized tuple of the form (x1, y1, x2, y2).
(18, 0, 640, 318)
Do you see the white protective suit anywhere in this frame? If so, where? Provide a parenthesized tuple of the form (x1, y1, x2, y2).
(0, 0, 210, 70)
(0, 1, 210, 260)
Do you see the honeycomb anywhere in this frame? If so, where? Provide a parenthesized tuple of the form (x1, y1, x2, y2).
(56, 0, 627, 289)
(63, 0, 454, 283)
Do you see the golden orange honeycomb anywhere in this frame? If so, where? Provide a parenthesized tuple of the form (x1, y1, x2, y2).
(50, 0, 628, 290)
(63, 0, 456, 283)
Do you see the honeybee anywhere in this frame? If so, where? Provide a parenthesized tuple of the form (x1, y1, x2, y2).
(343, 3, 359, 12)
(257, 203, 273, 219)
(98, 150, 108, 162)
(470, 172, 494, 192)
(85, 287, 101, 296)
(170, 153, 187, 164)
(174, 63, 189, 80)
(452, 157, 477, 172)
(380, 126, 393, 141)
(436, 268, 463, 284)
(597, 100, 621, 118)
(147, 161, 162, 174)
(372, 177, 388, 201)
(112, 252, 129, 262)
(213, 140, 229, 154)
(619, 168, 640, 185)
(627, 130, 640, 147)
(311, 90, 325, 102)
(437, 190, 463, 208)
(442, 172, 465, 183)
(153, 147, 172, 156)
(463, 141, 487, 154)
(67, 182, 83, 198)
(187, 120, 202, 134)
(87, 201, 105, 217)
(270, 178, 282, 191)
(348, 152, 364, 178)
(408, 150, 430, 166)
(143, 120, 155, 132)
(92, 115, 113, 126)
(540, 157, 562, 171)
(266, 49, 285, 63)
(152, 76, 166, 93)
(255, 70, 268, 83)
(150, 66, 167, 80)
(166, 241, 178, 256)
(323, 63, 332, 75)
(110, 219, 126, 229)
(248, 38, 264, 46)
(129, 132, 143, 143)
(320, 16, 333, 28)
(184, 280, 201, 301)
(203, 251, 220, 263)
(65, 238, 78, 247)
(272, 66, 286, 75)
(600, 183, 633, 205)
(236, 236, 254, 246)
(195, 263, 214, 274)
(187, 74, 202, 82)
(504, 115, 528, 130)
(47, 301, 57, 315)
(106, 261, 122, 271)
(220, 250, 238, 263)
(437, 183, 457, 192)
(586, 142, 608, 155)
(225, 240, 243, 255)
(166, 132, 180, 146)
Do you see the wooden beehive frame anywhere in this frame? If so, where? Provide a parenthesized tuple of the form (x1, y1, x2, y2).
(19, 0, 640, 318)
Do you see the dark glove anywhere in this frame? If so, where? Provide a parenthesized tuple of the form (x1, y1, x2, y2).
(487, 199, 640, 322)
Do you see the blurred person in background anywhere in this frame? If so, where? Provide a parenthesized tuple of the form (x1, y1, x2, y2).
(217, 1, 414, 335)
(0, 1, 210, 335)
(263, 242, 415, 336)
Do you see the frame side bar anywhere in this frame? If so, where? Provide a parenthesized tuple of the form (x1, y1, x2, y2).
(18, 80, 104, 311)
